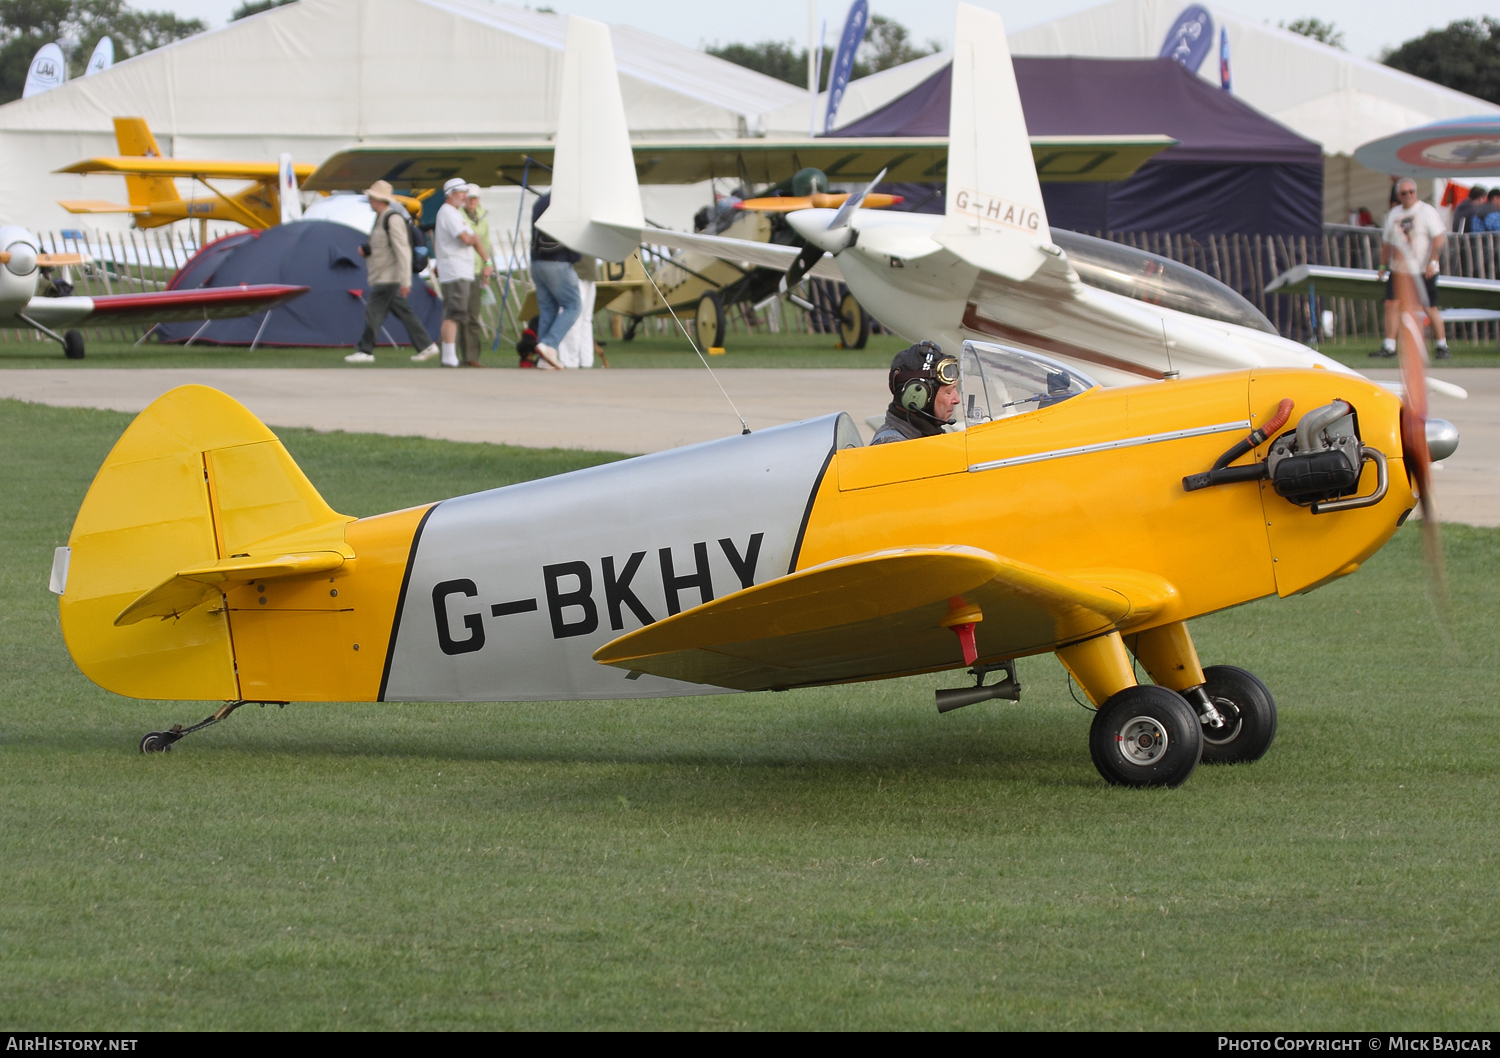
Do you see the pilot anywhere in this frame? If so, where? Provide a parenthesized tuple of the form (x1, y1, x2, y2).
(871, 341, 961, 445)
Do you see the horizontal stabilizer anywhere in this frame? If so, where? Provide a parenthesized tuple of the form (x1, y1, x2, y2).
(116, 551, 346, 626)
(594, 545, 1136, 690)
(934, 4, 1052, 282)
(643, 228, 844, 281)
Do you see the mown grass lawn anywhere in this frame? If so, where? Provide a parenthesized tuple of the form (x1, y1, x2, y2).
(1, 398, 1497, 1030)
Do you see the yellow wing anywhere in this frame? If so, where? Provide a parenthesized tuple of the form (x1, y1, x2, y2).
(303, 136, 1177, 191)
(55, 158, 316, 182)
(593, 546, 1174, 690)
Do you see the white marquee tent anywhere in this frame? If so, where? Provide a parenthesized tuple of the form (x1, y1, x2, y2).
(1006, 0, 1500, 221)
(0, 0, 807, 230)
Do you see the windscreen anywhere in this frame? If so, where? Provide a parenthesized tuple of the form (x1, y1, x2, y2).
(1052, 229, 1277, 334)
(960, 341, 1099, 426)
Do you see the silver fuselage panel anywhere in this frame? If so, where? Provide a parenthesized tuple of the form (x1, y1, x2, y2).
(381, 414, 850, 702)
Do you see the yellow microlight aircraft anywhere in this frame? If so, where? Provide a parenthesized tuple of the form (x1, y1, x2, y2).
(55, 118, 427, 234)
(56, 118, 315, 231)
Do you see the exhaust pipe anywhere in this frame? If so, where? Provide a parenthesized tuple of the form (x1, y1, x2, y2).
(935, 664, 1020, 713)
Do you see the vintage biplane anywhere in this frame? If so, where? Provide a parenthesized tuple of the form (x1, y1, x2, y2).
(1, 225, 306, 359)
(302, 103, 1177, 352)
(55, 13, 1458, 789)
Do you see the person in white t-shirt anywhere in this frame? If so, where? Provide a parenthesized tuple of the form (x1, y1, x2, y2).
(432, 177, 490, 368)
(1376, 178, 1449, 360)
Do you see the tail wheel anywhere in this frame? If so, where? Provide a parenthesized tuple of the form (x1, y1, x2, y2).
(63, 329, 85, 359)
(838, 292, 870, 349)
(695, 293, 725, 348)
(1088, 685, 1203, 788)
(1197, 665, 1278, 764)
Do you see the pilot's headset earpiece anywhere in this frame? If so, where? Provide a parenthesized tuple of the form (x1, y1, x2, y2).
(899, 377, 935, 414)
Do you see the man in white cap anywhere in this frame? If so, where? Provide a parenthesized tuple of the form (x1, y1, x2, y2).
(432, 177, 491, 367)
(461, 184, 495, 366)
(346, 179, 438, 364)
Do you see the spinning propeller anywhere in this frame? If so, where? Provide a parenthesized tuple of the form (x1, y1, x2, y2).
(779, 167, 890, 293)
(1390, 252, 1458, 621)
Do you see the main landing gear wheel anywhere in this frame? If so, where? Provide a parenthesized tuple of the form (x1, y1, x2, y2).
(838, 291, 870, 349)
(1089, 685, 1203, 788)
(1197, 665, 1278, 764)
(622, 316, 640, 341)
(695, 292, 725, 348)
(63, 329, 85, 359)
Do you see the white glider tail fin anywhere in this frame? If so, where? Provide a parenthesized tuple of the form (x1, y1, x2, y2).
(278, 153, 303, 224)
(934, 4, 1052, 283)
(536, 16, 644, 263)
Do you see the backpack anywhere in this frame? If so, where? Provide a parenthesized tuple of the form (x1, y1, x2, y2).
(383, 209, 430, 273)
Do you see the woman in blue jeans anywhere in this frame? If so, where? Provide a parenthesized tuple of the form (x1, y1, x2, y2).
(530, 192, 581, 368)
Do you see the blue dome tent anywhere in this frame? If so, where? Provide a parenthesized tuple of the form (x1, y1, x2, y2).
(155, 220, 442, 346)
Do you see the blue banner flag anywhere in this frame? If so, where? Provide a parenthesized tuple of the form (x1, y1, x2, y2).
(823, 0, 869, 135)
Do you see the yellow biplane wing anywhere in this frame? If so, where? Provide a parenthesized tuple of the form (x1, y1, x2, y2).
(55, 158, 318, 182)
(593, 546, 1176, 691)
(303, 135, 1178, 192)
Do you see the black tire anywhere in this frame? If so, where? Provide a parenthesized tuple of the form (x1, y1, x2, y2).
(838, 291, 870, 349)
(695, 292, 725, 348)
(1197, 665, 1277, 764)
(622, 317, 639, 341)
(1089, 685, 1203, 788)
(63, 329, 85, 359)
(139, 732, 172, 754)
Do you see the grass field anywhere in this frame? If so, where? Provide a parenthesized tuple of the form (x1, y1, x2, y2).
(0, 331, 905, 371)
(2, 398, 1498, 1030)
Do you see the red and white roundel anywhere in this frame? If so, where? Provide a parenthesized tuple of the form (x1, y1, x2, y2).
(1356, 120, 1500, 177)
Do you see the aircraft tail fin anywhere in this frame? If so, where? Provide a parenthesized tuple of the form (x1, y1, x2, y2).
(278, 152, 303, 224)
(57, 385, 353, 700)
(112, 116, 180, 210)
(933, 4, 1052, 283)
(534, 16, 644, 262)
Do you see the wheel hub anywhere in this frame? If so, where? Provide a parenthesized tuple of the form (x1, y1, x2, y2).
(1117, 716, 1169, 765)
(1201, 696, 1244, 746)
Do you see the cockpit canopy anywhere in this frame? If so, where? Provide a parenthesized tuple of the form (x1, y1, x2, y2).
(960, 341, 1099, 427)
(1052, 229, 1277, 335)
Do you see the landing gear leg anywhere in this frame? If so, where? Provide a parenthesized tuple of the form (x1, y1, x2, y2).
(1060, 631, 1202, 788)
(139, 699, 268, 753)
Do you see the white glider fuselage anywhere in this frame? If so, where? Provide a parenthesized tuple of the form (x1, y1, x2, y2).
(789, 208, 1354, 388)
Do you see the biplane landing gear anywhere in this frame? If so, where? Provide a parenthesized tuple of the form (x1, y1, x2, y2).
(837, 292, 870, 349)
(1089, 686, 1203, 788)
(139, 700, 265, 753)
(1191, 666, 1278, 764)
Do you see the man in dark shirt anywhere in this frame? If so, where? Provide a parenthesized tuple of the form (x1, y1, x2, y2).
(871, 341, 961, 444)
(530, 191, 580, 369)
(1451, 185, 1486, 233)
